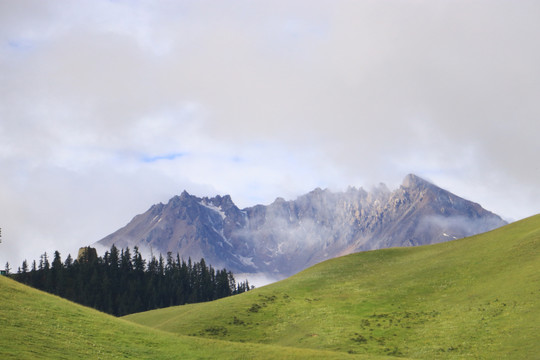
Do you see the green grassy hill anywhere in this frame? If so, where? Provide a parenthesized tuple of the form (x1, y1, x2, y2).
(125, 214, 540, 359)
(0, 273, 392, 359)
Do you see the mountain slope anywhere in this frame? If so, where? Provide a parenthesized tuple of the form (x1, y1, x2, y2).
(96, 174, 506, 278)
(0, 275, 391, 360)
(124, 214, 540, 359)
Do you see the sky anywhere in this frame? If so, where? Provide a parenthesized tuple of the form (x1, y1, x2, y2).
(1, 0, 539, 270)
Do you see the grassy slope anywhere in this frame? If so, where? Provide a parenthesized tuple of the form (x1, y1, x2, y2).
(0, 275, 393, 359)
(125, 214, 540, 359)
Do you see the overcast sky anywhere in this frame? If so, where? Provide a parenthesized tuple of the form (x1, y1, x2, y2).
(1, 0, 539, 269)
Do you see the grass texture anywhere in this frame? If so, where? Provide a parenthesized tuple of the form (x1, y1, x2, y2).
(125, 214, 540, 359)
(0, 261, 386, 359)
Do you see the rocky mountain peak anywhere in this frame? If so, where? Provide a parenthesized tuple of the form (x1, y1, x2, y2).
(96, 174, 507, 280)
(272, 197, 287, 205)
(179, 190, 193, 200)
(402, 173, 433, 189)
(201, 194, 233, 208)
(166, 191, 194, 206)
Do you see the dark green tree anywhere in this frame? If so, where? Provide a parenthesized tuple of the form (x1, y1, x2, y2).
(21, 260, 28, 274)
(10, 245, 250, 317)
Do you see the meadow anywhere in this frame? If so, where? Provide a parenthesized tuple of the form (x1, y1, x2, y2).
(125, 214, 540, 359)
(0, 274, 384, 359)
(2, 214, 538, 359)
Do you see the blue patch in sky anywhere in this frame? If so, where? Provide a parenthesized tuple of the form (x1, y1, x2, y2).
(7, 39, 33, 51)
(141, 152, 187, 163)
(231, 156, 244, 163)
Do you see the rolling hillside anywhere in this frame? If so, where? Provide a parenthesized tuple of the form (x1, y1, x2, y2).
(0, 274, 393, 359)
(125, 214, 540, 359)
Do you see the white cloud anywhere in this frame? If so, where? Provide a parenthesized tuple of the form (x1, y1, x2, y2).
(1, 0, 539, 268)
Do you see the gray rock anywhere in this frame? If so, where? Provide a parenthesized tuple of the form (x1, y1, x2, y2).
(95, 174, 506, 278)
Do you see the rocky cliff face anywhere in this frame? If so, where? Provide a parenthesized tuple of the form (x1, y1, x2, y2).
(95, 174, 506, 278)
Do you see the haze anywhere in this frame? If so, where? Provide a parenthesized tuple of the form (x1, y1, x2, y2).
(1, 0, 539, 268)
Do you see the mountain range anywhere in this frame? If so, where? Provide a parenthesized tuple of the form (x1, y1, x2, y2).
(95, 174, 506, 280)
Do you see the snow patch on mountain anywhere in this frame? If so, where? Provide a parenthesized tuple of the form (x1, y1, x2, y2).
(200, 201, 226, 220)
(95, 174, 507, 281)
(235, 255, 256, 268)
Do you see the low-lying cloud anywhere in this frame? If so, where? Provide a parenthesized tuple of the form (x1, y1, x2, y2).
(1, 0, 539, 269)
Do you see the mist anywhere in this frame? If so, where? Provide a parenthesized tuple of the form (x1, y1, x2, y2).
(1, 1, 539, 268)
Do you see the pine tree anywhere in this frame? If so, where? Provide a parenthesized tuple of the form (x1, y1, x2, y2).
(9, 245, 248, 316)
(64, 254, 73, 268)
(50, 251, 63, 295)
(52, 251, 63, 271)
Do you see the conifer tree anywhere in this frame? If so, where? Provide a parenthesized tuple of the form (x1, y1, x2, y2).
(9, 245, 251, 316)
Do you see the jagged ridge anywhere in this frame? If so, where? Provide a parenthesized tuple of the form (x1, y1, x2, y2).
(96, 174, 506, 278)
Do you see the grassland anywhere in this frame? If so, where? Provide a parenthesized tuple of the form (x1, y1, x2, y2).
(0, 274, 394, 359)
(2, 215, 538, 359)
(125, 214, 540, 359)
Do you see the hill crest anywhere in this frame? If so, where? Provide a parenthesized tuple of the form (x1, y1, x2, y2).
(124, 214, 540, 359)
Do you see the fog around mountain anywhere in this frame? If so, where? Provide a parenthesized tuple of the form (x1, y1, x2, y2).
(96, 175, 506, 285)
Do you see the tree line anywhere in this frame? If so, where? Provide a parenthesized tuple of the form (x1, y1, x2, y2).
(10, 245, 251, 316)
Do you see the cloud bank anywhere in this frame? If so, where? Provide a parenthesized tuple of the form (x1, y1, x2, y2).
(1, 0, 539, 268)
